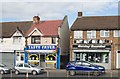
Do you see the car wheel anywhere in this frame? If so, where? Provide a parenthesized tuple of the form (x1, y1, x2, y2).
(15, 70, 19, 75)
(69, 70, 75, 76)
(32, 70, 37, 75)
(93, 71, 100, 76)
(0, 70, 4, 75)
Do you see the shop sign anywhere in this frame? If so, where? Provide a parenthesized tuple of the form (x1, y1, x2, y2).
(27, 45, 56, 50)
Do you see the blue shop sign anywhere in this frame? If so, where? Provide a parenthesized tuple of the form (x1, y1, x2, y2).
(27, 45, 56, 50)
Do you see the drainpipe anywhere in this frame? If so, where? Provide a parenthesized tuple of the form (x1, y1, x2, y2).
(24, 37, 28, 64)
(56, 37, 60, 69)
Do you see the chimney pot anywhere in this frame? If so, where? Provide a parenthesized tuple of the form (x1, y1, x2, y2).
(33, 16, 40, 24)
(78, 12, 82, 17)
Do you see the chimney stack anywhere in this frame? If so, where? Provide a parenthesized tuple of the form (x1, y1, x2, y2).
(33, 16, 40, 24)
(78, 12, 82, 17)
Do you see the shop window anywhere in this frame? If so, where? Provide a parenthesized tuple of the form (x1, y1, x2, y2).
(46, 54, 56, 61)
(31, 36, 41, 44)
(16, 52, 19, 61)
(75, 52, 109, 63)
(29, 54, 39, 60)
(76, 53, 81, 61)
(21, 54, 24, 61)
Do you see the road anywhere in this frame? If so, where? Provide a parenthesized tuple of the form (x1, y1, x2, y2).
(1, 69, 119, 79)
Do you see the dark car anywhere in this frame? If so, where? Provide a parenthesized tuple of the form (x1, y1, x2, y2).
(66, 61, 105, 76)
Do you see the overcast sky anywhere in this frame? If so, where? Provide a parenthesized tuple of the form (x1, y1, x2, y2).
(0, 0, 119, 27)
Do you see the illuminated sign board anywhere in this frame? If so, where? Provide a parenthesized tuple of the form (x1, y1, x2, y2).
(27, 45, 56, 50)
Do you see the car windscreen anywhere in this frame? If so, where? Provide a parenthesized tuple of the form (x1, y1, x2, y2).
(0, 64, 7, 67)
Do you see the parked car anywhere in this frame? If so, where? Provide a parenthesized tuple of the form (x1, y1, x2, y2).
(66, 61, 105, 76)
(14, 63, 44, 75)
(0, 63, 10, 74)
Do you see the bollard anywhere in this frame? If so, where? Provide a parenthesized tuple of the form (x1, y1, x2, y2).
(66, 71, 69, 77)
(88, 71, 90, 77)
(47, 70, 49, 77)
(26, 72, 28, 79)
(110, 71, 112, 77)
(10, 69, 12, 78)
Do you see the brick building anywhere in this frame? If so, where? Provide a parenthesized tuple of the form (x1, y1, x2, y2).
(70, 12, 120, 69)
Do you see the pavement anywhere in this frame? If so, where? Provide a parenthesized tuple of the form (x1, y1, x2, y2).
(1, 69, 119, 79)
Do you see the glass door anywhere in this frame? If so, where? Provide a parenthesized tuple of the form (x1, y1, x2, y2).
(40, 54, 46, 68)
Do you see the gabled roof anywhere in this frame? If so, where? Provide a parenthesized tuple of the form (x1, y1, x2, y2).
(71, 16, 119, 30)
(0, 21, 32, 38)
(27, 20, 63, 37)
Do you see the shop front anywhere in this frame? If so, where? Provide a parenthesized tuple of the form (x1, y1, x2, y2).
(72, 49, 111, 69)
(14, 50, 24, 65)
(27, 53, 56, 68)
(24, 45, 60, 69)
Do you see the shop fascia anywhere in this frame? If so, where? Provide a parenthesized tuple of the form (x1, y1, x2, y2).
(27, 45, 57, 50)
(77, 44, 111, 49)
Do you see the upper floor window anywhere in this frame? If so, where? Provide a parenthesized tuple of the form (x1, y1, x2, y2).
(13, 36, 22, 44)
(74, 31, 83, 39)
(114, 30, 120, 37)
(87, 30, 96, 38)
(100, 30, 109, 37)
(52, 37, 56, 44)
(31, 36, 40, 44)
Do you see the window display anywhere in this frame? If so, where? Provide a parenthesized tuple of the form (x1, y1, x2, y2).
(75, 52, 109, 63)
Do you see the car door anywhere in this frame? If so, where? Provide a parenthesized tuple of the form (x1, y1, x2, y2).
(17, 64, 25, 73)
(81, 61, 91, 72)
(24, 64, 31, 73)
(74, 62, 83, 73)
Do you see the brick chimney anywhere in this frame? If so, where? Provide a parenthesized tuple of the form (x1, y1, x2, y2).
(33, 16, 40, 24)
(78, 12, 82, 18)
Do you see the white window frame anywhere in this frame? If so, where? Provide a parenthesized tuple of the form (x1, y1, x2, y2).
(87, 30, 96, 38)
(74, 31, 83, 39)
(100, 30, 109, 37)
(114, 30, 120, 37)
(13, 36, 22, 44)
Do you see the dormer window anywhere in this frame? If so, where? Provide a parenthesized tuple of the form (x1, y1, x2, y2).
(52, 37, 56, 44)
(13, 36, 22, 44)
(31, 36, 41, 44)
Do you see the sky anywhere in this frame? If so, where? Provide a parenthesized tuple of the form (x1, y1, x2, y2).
(0, 0, 119, 27)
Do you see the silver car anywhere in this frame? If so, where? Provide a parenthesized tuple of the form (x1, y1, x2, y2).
(14, 63, 44, 75)
(0, 63, 10, 74)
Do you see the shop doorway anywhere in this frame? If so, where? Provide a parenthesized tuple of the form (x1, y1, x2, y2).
(40, 54, 46, 68)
